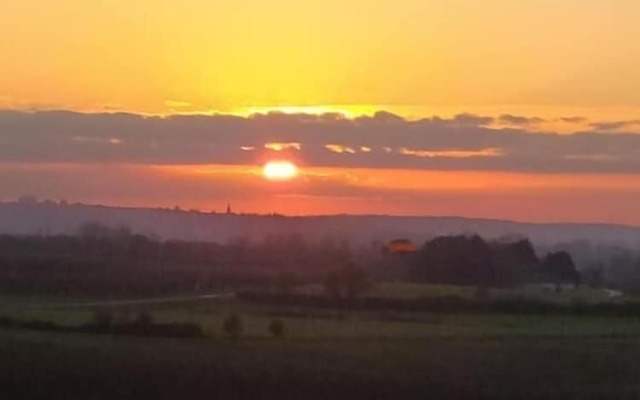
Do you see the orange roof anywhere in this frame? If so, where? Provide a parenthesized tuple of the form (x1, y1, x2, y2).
(387, 239, 417, 253)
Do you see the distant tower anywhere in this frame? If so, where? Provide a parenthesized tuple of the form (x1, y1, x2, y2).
(226, 203, 232, 215)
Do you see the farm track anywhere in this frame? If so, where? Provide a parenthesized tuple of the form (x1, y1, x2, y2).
(0, 292, 236, 310)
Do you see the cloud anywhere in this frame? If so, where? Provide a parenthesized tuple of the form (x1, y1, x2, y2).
(498, 114, 545, 126)
(264, 142, 302, 151)
(325, 144, 357, 154)
(398, 148, 503, 159)
(443, 113, 494, 126)
(1, 109, 640, 173)
(590, 120, 640, 132)
(559, 116, 588, 124)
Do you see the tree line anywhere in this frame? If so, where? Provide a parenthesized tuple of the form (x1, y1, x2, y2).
(0, 223, 355, 297)
(0, 223, 592, 298)
(385, 235, 580, 289)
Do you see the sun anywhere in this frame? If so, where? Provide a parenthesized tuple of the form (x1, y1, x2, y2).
(262, 161, 299, 181)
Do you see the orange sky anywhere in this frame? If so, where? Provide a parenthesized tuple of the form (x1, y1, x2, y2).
(1, 162, 639, 225)
(153, 165, 640, 224)
(2, 1, 640, 118)
(1, 1, 640, 224)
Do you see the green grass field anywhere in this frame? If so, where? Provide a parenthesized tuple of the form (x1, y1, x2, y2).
(2, 283, 640, 340)
(297, 281, 629, 304)
(3, 283, 640, 398)
(298, 282, 486, 299)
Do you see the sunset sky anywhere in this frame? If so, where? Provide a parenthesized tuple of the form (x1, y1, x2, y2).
(1, 1, 640, 224)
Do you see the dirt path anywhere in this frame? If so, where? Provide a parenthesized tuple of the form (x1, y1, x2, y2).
(5, 292, 236, 310)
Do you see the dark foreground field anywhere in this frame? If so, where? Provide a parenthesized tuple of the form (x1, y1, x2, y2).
(2, 328, 640, 400)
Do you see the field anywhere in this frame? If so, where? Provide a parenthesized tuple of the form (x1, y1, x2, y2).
(297, 282, 628, 304)
(2, 327, 640, 399)
(3, 288, 640, 339)
(2, 284, 640, 399)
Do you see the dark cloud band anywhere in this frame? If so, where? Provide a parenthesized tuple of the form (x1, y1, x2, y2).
(1, 110, 639, 173)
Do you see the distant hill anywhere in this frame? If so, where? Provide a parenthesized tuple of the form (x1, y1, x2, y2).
(1, 200, 639, 248)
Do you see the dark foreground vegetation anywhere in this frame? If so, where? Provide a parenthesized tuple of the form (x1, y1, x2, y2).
(0, 223, 355, 297)
(2, 328, 640, 400)
(1, 222, 640, 297)
(3, 224, 640, 399)
(0, 223, 640, 298)
(0, 314, 204, 338)
(0, 223, 589, 296)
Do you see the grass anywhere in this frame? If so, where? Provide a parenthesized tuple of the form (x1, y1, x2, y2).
(500, 284, 630, 305)
(2, 281, 640, 340)
(299, 281, 632, 305)
(5, 295, 640, 340)
(296, 282, 484, 299)
(3, 284, 640, 399)
(2, 328, 640, 399)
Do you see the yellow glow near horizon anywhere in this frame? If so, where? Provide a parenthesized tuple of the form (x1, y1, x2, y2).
(152, 163, 640, 193)
(262, 161, 299, 181)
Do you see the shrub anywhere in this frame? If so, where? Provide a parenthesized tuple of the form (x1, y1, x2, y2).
(119, 322, 205, 338)
(94, 308, 115, 327)
(274, 272, 298, 295)
(135, 310, 154, 325)
(22, 320, 64, 331)
(116, 307, 133, 324)
(223, 314, 243, 339)
(269, 319, 285, 338)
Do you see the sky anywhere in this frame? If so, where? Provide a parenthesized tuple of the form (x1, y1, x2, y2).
(1, 1, 640, 224)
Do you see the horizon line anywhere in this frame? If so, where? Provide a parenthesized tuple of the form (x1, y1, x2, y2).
(2, 197, 638, 230)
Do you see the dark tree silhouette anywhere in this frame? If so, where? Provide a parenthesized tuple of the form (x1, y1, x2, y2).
(408, 235, 541, 288)
(268, 319, 285, 338)
(341, 263, 370, 298)
(135, 310, 154, 326)
(491, 239, 539, 287)
(323, 263, 370, 299)
(274, 272, 298, 295)
(223, 314, 243, 339)
(582, 263, 605, 289)
(541, 251, 580, 288)
(413, 235, 494, 286)
(323, 271, 343, 299)
(0, 230, 366, 298)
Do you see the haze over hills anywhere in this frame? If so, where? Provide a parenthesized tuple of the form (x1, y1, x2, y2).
(1, 198, 639, 250)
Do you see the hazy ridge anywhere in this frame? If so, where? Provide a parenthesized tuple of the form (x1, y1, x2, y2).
(1, 200, 639, 248)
